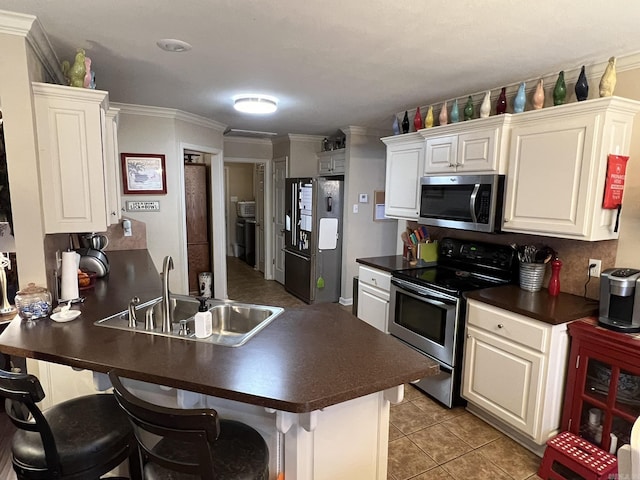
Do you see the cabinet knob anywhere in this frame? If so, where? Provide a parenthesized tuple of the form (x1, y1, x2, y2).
(467, 334, 471, 338)
(497, 324, 504, 329)
(372, 278, 377, 285)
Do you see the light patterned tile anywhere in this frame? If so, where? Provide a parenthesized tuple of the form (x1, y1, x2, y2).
(409, 423, 473, 464)
(404, 384, 424, 401)
(441, 450, 512, 480)
(441, 412, 501, 448)
(410, 466, 455, 480)
(389, 423, 404, 441)
(387, 437, 437, 480)
(411, 396, 467, 423)
(477, 436, 541, 480)
(391, 402, 439, 435)
(525, 474, 544, 480)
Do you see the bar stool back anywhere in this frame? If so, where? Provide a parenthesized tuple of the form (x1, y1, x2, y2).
(0, 368, 137, 480)
(108, 371, 269, 480)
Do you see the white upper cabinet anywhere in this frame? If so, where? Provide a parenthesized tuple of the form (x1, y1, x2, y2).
(502, 97, 640, 241)
(382, 133, 425, 219)
(104, 107, 122, 225)
(317, 149, 345, 175)
(32, 82, 116, 233)
(423, 116, 511, 174)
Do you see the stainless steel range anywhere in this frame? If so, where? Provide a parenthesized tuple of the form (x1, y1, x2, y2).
(389, 237, 517, 407)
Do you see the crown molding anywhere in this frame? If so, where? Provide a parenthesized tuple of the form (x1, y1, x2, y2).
(111, 102, 226, 131)
(223, 136, 273, 146)
(287, 134, 325, 142)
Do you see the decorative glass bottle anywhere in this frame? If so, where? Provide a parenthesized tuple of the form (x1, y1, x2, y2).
(480, 91, 491, 118)
(413, 107, 423, 131)
(553, 71, 567, 106)
(513, 82, 526, 113)
(450, 99, 460, 123)
(392, 116, 400, 135)
(532, 79, 545, 110)
(425, 106, 434, 128)
(401, 111, 410, 134)
(575, 65, 589, 101)
(496, 87, 507, 114)
(463, 96, 474, 121)
(599, 57, 617, 97)
(439, 101, 448, 126)
(548, 258, 562, 296)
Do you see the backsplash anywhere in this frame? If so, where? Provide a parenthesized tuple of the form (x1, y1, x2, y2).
(408, 222, 615, 299)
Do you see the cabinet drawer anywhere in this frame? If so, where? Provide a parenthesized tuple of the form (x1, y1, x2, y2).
(358, 266, 391, 292)
(467, 299, 549, 353)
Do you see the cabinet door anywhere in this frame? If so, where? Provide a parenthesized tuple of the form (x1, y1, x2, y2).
(33, 84, 109, 233)
(463, 325, 543, 438)
(424, 135, 457, 173)
(384, 140, 425, 219)
(318, 155, 333, 175)
(457, 128, 497, 172)
(502, 115, 595, 237)
(331, 151, 346, 174)
(357, 283, 389, 333)
(104, 107, 121, 225)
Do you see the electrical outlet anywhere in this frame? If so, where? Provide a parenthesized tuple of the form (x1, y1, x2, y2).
(352, 204, 359, 214)
(589, 258, 602, 278)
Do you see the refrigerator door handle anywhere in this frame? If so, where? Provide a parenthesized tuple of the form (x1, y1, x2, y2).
(327, 196, 332, 212)
(284, 249, 310, 262)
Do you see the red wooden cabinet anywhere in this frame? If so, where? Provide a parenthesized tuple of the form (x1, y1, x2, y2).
(561, 320, 640, 453)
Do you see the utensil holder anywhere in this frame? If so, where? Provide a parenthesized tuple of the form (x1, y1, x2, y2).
(519, 262, 546, 292)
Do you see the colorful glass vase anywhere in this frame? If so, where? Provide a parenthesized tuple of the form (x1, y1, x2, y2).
(414, 107, 423, 131)
(575, 65, 589, 101)
(553, 71, 567, 106)
(425, 106, 434, 128)
(439, 101, 448, 126)
(401, 111, 410, 134)
(392, 116, 400, 135)
(532, 79, 545, 110)
(463, 96, 474, 121)
(548, 258, 562, 296)
(450, 99, 460, 123)
(513, 82, 526, 113)
(599, 57, 617, 97)
(480, 91, 491, 118)
(496, 87, 507, 115)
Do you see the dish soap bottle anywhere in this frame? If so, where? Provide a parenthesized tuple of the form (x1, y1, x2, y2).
(194, 297, 212, 338)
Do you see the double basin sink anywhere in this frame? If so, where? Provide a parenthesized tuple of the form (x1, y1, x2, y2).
(95, 295, 283, 347)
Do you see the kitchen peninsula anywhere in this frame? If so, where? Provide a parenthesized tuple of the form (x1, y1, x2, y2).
(0, 250, 438, 480)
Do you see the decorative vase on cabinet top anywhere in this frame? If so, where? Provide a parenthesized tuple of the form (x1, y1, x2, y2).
(463, 96, 474, 121)
(83, 57, 92, 88)
(599, 56, 617, 97)
(450, 99, 460, 123)
(392, 116, 400, 135)
(401, 111, 410, 134)
(425, 106, 434, 128)
(61, 48, 86, 88)
(496, 87, 507, 114)
(532, 79, 545, 109)
(553, 71, 567, 106)
(439, 101, 448, 126)
(575, 65, 589, 101)
(414, 107, 423, 131)
(513, 82, 526, 113)
(479, 91, 491, 118)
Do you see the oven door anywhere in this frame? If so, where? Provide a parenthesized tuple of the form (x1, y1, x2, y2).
(389, 278, 459, 366)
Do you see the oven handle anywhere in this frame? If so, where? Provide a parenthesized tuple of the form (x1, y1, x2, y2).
(469, 183, 480, 223)
(391, 278, 457, 305)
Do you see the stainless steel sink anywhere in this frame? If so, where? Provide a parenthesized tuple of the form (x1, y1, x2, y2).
(94, 295, 283, 347)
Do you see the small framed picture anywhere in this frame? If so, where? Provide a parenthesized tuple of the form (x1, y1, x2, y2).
(121, 153, 167, 195)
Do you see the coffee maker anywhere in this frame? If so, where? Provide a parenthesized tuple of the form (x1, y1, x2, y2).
(598, 268, 640, 332)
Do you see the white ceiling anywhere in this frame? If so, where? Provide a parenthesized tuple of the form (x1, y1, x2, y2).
(3, 1, 640, 136)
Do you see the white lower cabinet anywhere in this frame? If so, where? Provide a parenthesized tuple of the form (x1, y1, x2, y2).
(357, 265, 391, 333)
(462, 299, 569, 445)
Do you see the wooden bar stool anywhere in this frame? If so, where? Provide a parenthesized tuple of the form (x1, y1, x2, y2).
(0, 367, 139, 480)
(538, 431, 618, 480)
(109, 371, 269, 480)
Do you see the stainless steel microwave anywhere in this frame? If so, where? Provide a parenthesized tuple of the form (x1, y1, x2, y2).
(419, 174, 505, 233)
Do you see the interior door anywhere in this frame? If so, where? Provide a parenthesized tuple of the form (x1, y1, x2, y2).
(256, 163, 265, 273)
(273, 157, 287, 284)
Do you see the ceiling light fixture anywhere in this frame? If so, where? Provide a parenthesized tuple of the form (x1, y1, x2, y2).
(156, 39, 192, 52)
(233, 95, 278, 114)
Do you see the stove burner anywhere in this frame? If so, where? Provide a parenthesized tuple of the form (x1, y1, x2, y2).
(455, 271, 470, 277)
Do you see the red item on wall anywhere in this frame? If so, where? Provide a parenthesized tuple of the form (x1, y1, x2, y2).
(548, 258, 562, 296)
(603, 154, 629, 209)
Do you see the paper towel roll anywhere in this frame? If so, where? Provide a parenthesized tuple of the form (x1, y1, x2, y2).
(60, 251, 80, 301)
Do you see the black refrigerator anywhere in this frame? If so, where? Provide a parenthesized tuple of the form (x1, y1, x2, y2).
(284, 177, 343, 304)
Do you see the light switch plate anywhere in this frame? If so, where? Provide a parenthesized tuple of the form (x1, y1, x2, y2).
(353, 204, 359, 213)
(359, 193, 368, 203)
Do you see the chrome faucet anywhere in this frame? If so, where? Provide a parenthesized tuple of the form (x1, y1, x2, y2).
(161, 256, 174, 333)
(128, 296, 140, 328)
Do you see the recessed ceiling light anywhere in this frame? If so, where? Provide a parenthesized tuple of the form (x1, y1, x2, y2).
(233, 95, 278, 114)
(156, 39, 192, 52)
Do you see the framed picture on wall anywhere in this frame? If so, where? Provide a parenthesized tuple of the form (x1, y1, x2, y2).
(121, 153, 167, 194)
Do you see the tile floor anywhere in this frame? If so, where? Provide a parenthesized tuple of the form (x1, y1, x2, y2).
(226, 257, 545, 480)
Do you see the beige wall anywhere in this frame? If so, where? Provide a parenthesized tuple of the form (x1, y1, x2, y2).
(224, 137, 272, 160)
(225, 163, 255, 254)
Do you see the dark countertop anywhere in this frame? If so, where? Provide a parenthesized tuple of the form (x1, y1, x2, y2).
(0, 250, 438, 413)
(465, 285, 599, 325)
(356, 255, 422, 273)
